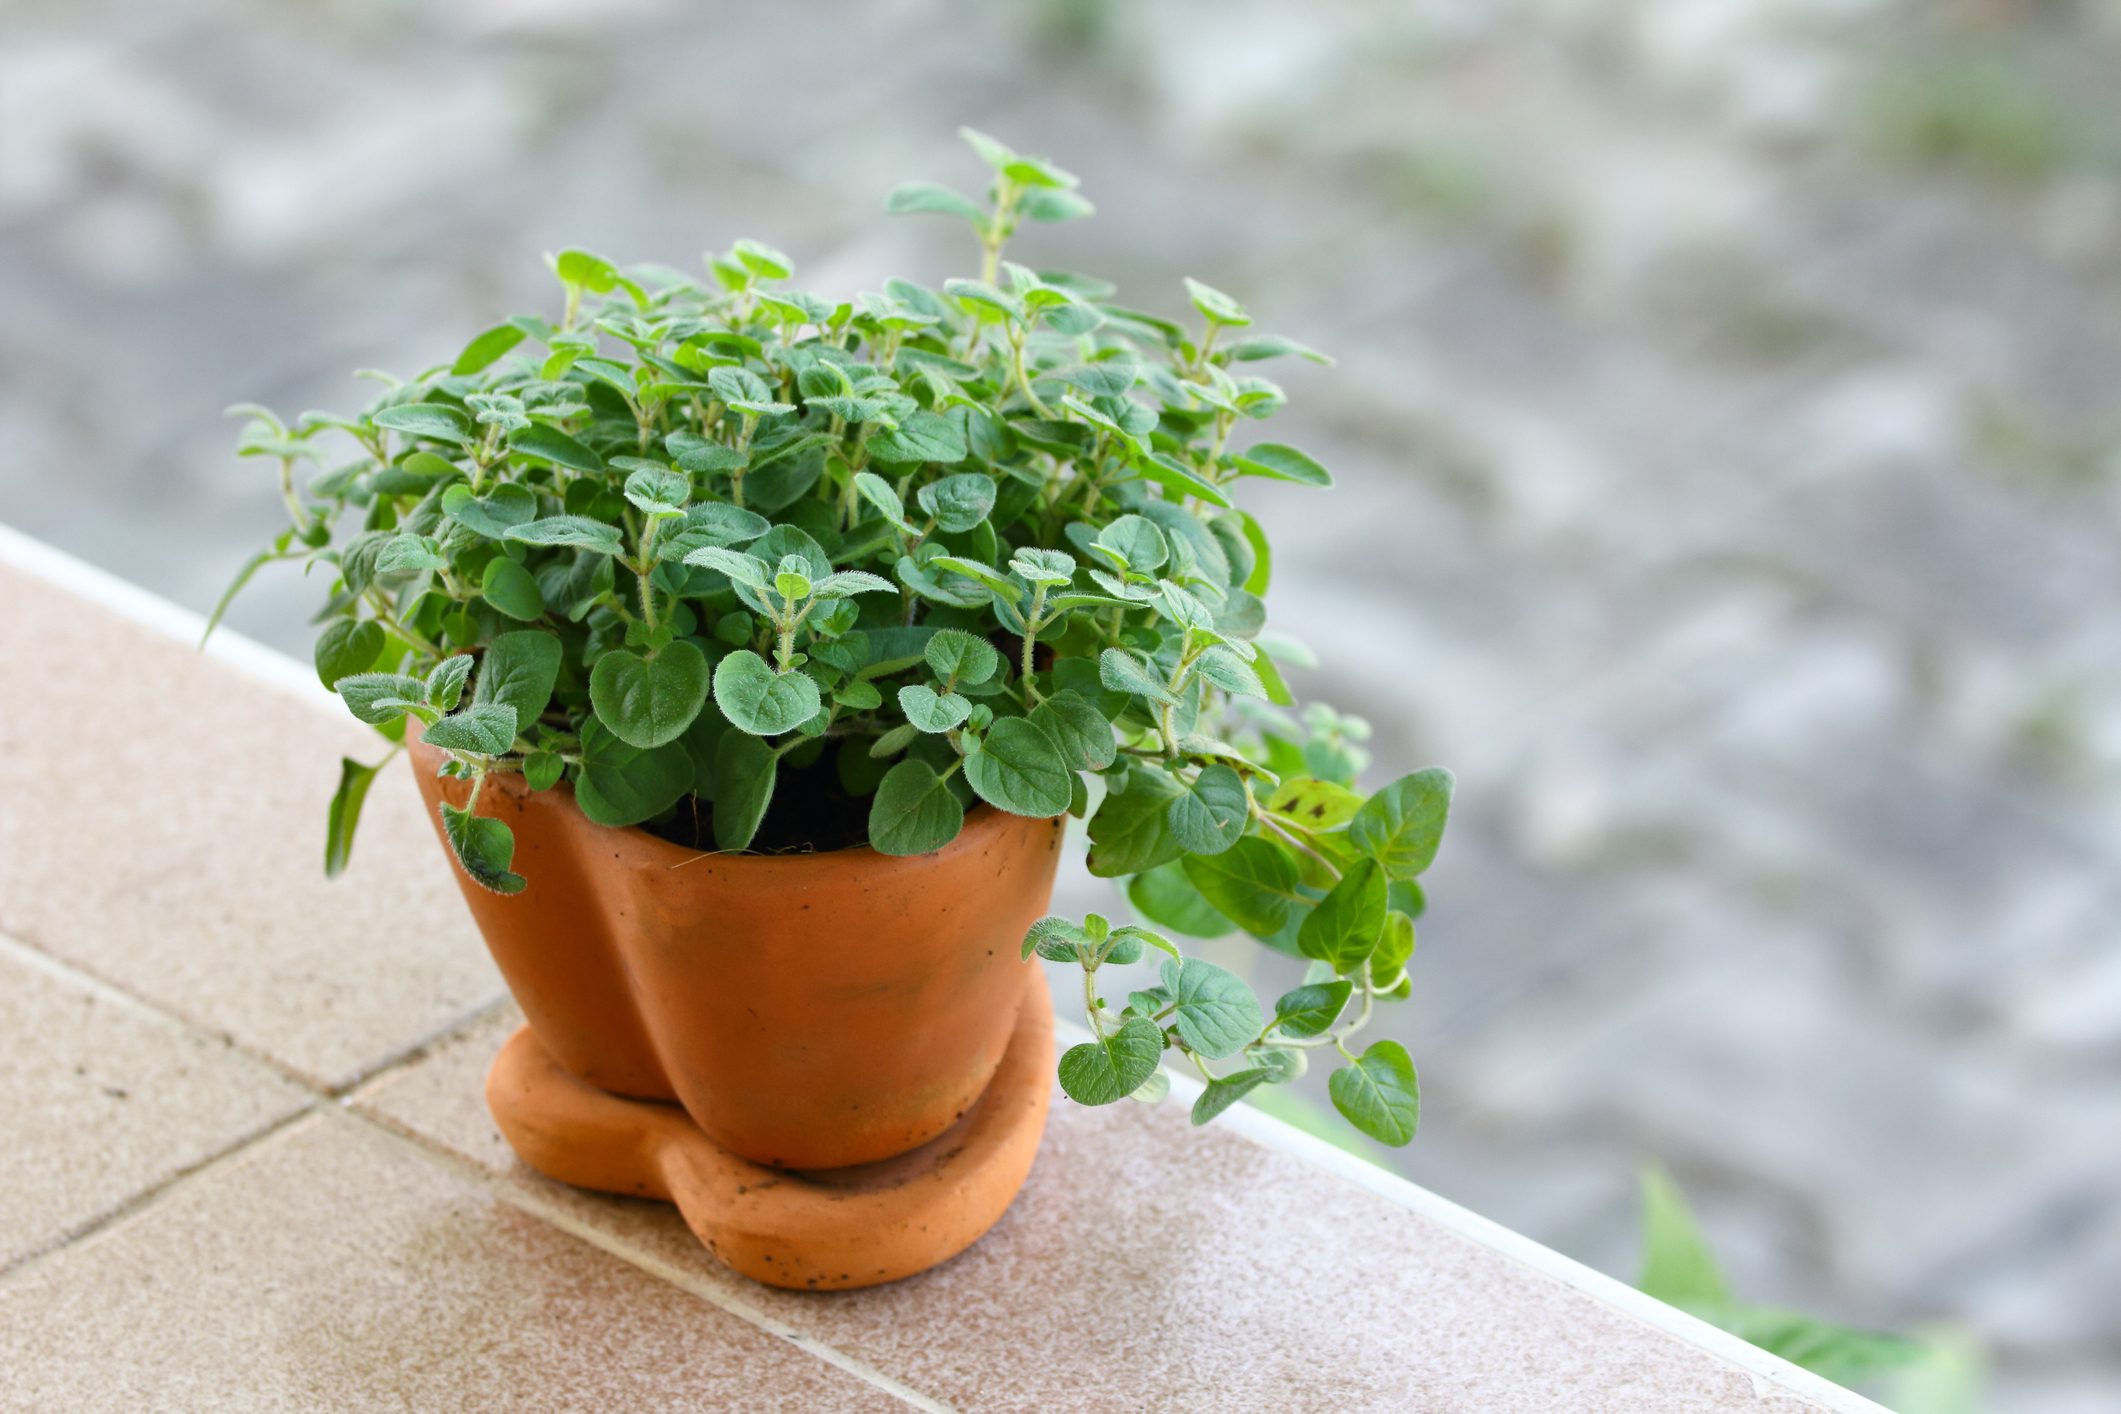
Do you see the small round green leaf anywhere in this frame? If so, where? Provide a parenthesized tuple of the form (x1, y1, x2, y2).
(1166, 763, 1248, 856)
(422, 704, 519, 757)
(374, 402, 473, 444)
(1056, 1017, 1164, 1106)
(590, 641, 712, 749)
(868, 759, 967, 856)
(1349, 769, 1454, 880)
(964, 716, 1073, 818)
(711, 649, 822, 736)
(1190, 1069, 1270, 1126)
(1230, 442, 1332, 488)
(1158, 957, 1263, 1060)
(711, 730, 778, 851)
(923, 628, 1001, 686)
(314, 620, 384, 689)
(1329, 1040, 1420, 1146)
(439, 802, 525, 895)
(898, 684, 972, 733)
(1272, 981, 1354, 1039)
(1298, 858, 1387, 974)
(480, 557, 544, 621)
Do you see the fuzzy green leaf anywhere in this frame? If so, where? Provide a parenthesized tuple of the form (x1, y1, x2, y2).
(898, 684, 971, 733)
(1166, 763, 1249, 856)
(574, 723, 692, 828)
(441, 483, 537, 540)
(313, 620, 384, 690)
(1098, 647, 1176, 705)
(712, 730, 778, 851)
(914, 471, 996, 529)
(683, 546, 769, 589)
(480, 557, 544, 621)
(506, 516, 624, 555)
(509, 423, 605, 473)
(375, 403, 473, 443)
(1056, 1017, 1164, 1106)
(1273, 981, 1353, 1038)
(1126, 861, 1231, 938)
(1183, 836, 1304, 937)
(338, 673, 429, 727)
(425, 655, 475, 712)
(623, 466, 690, 516)
(324, 756, 384, 877)
(964, 716, 1073, 817)
(1029, 693, 1115, 771)
(590, 641, 712, 749)
(439, 802, 525, 895)
(473, 630, 561, 728)
(1230, 442, 1332, 488)
(1191, 1069, 1270, 1126)
(1349, 768, 1453, 880)
(885, 181, 986, 223)
(871, 411, 968, 466)
(1086, 768, 1185, 878)
(1298, 858, 1386, 974)
(1159, 957, 1262, 1060)
(711, 648, 822, 736)
(1329, 1041, 1420, 1146)
(450, 324, 527, 375)
(924, 628, 1001, 686)
(422, 704, 519, 757)
(867, 759, 966, 856)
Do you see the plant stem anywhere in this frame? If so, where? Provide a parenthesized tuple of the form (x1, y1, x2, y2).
(1009, 329, 1055, 419)
(1020, 586, 1047, 707)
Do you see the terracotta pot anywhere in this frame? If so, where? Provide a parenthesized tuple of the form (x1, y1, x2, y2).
(484, 967, 1054, 1289)
(408, 739, 1066, 1170)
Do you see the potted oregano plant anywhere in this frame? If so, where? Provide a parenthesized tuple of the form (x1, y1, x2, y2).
(215, 128, 1450, 1285)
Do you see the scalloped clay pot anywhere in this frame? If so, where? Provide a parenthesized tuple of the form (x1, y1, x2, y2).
(407, 738, 1066, 1289)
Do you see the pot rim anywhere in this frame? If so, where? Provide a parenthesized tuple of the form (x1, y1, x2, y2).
(409, 737, 1052, 878)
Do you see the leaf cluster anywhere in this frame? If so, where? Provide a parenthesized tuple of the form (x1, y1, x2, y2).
(218, 128, 1450, 1146)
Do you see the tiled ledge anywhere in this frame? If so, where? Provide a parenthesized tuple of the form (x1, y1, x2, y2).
(0, 524, 1878, 1413)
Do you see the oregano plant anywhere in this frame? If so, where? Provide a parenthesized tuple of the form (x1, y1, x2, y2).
(215, 129, 1452, 1147)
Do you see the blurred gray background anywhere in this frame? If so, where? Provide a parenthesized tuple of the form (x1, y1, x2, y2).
(4, 2, 2119, 1408)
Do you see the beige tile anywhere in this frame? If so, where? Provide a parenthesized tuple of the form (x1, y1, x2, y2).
(358, 1016, 1831, 1414)
(0, 565, 504, 1088)
(0, 940, 309, 1267)
(0, 1113, 904, 1413)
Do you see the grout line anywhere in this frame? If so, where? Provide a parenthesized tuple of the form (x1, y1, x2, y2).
(0, 1105, 325, 1287)
(4, 523, 1871, 1410)
(0, 923, 951, 1414)
(345, 1108, 958, 1414)
(0, 926, 507, 1102)
(0, 929, 330, 1093)
(326, 990, 517, 1096)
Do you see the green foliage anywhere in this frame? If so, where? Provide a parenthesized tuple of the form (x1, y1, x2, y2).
(217, 128, 1454, 1148)
(1327, 1040, 1419, 1145)
(868, 758, 965, 856)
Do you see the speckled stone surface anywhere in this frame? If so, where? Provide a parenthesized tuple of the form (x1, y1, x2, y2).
(358, 1007, 1831, 1414)
(0, 563, 504, 1088)
(2, 547, 1856, 1412)
(0, 1114, 901, 1413)
(0, 940, 307, 1266)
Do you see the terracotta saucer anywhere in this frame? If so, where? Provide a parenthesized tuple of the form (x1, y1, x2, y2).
(484, 968, 1054, 1290)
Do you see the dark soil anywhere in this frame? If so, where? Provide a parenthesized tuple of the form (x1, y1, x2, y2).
(642, 749, 872, 856)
